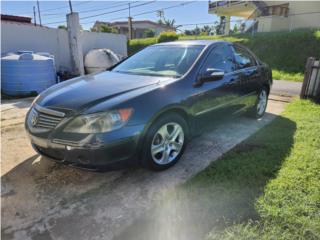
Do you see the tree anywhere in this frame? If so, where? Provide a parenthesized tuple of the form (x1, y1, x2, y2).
(143, 29, 155, 38)
(156, 11, 179, 31)
(58, 25, 67, 30)
(184, 29, 193, 36)
(239, 23, 246, 33)
(233, 24, 239, 33)
(201, 25, 212, 35)
(100, 25, 118, 34)
(164, 18, 175, 27)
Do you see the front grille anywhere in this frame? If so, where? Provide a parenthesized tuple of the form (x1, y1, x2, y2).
(29, 105, 65, 130)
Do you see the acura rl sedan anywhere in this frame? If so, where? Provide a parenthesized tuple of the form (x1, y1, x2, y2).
(25, 40, 272, 171)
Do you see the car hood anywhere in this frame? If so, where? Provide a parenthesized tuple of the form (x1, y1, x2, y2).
(37, 71, 169, 112)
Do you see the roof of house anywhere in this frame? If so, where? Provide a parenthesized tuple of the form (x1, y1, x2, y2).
(156, 40, 225, 46)
(94, 20, 174, 30)
(1, 14, 32, 24)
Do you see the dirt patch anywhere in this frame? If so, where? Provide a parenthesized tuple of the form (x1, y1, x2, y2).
(1, 97, 289, 240)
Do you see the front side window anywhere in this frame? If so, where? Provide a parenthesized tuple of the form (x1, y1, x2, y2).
(202, 44, 236, 73)
(232, 45, 256, 69)
(112, 45, 204, 78)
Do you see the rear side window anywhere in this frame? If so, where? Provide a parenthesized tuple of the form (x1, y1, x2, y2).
(232, 45, 256, 69)
(202, 44, 236, 73)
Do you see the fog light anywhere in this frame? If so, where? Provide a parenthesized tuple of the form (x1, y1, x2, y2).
(66, 146, 72, 151)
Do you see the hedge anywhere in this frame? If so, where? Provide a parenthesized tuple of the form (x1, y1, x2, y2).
(128, 29, 320, 75)
(128, 31, 178, 55)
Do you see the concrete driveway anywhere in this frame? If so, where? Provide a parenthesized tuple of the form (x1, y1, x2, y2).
(1, 81, 298, 240)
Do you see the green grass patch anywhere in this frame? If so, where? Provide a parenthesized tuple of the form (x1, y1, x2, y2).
(204, 100, 320, 239)
(128, 29, 320, 82)
(272, 69, 304, 81)
(115, 100, 319, 240)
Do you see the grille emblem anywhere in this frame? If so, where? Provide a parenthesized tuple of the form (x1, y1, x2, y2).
(31, 111, 39, 127)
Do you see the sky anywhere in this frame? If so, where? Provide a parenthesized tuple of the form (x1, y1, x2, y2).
(1, 0, 241, 31)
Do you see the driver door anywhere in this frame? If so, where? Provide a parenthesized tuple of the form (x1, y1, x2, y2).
(191, 44, 240, 119)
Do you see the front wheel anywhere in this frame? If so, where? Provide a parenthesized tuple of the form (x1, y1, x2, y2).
(141, 113, 188, 171)
(249, 87, 269, 119)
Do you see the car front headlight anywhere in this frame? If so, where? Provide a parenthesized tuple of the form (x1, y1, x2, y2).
(63, 108, 133, 133)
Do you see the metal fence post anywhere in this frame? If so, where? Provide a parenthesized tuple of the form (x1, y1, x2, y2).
(300, 57, 315, 99)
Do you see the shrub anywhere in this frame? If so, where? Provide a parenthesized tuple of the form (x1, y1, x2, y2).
(143, 29, 155, 38)
(128, 37, 157, 55)
(157, 31, 179, 43)
(180, 29, 320, 74)
(128, 29, 320, 81)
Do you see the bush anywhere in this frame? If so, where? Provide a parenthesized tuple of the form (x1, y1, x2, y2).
(143, 29, 155, 38)
(128, 29, 320, 81)
(128, 37, 157, 55)
(157, 31, 179, 43)
(180, 29, 320, 74)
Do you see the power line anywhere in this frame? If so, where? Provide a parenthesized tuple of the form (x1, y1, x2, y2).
(80, 1, 156, 20)
(80, 1, 196, 25)
(45, 1, 155, 25)
(78, 1, 135, 14)
(135, 1, 196, 17)
(43, 1, 133, 17)
(179, 21, 216, 27)
(40, 1, 92, 13)
(11, 1, 93, 17)
(110, 1, 196, 21)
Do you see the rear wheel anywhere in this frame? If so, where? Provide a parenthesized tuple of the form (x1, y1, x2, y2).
(141, 113, 188, 171)
(249, 87, 269, 119)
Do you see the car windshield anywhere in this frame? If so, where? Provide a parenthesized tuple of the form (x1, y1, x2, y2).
(112, 45, 205, 78)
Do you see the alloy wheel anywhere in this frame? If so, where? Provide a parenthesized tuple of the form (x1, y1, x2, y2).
(257, 90, 267, 116)
(151, 122, 184, 165)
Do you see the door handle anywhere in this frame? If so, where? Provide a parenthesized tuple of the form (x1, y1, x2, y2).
(246, 69, 259, 77)
(227, 78, 237, 85)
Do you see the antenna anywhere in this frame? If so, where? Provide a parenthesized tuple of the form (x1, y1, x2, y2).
(36, 0, 42, 26)
(33, 6, 37, 26)
(68, 0, 73, 13)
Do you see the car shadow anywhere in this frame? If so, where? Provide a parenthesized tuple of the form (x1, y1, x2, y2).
(114, 115, 297, 240)
(1, 111, 292, 240)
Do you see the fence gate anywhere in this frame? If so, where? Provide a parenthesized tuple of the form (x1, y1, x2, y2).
(300, 57, 320, 103)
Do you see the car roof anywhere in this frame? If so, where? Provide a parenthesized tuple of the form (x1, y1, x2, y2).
(154, 40, 227, 47)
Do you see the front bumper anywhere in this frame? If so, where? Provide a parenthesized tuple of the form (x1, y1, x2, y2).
(27, 124, 145, 170)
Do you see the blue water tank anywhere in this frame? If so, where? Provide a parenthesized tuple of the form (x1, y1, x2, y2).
(1, 51, 56, 96)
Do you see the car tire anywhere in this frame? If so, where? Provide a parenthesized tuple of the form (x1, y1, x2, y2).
(141, 113, 189, 171)
(248, 87, 269, 119)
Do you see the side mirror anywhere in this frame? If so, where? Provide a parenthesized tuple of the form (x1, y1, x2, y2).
(195, 68, 224, 86)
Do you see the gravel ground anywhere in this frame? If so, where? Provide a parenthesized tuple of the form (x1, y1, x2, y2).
(1, 81, 296, 240)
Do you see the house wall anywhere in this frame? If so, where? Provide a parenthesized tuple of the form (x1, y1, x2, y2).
(81, 31, 127, 58)
(258, 16, 289, 32)
(287, 1, 320, 30)
(1, 21, 127, 73)
(257, 1, 320, 32)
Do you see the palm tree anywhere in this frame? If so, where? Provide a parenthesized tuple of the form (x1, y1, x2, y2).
(156, 11, 179, 31)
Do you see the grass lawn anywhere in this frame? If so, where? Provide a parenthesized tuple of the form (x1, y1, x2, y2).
(116, 100, 319, 240)
(189, 99, 320, 239)
(272, 70, 304, 82)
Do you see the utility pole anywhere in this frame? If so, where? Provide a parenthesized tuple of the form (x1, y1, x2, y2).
(128, 2, 133, 40)
(68, 0, 73, 13)
(33, 6, 37, 26)
(36, 0, 42, 26)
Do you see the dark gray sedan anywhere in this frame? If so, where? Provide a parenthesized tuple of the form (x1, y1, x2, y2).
(25, 40, 272, 171)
